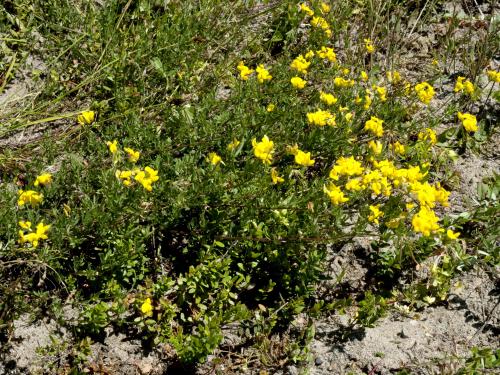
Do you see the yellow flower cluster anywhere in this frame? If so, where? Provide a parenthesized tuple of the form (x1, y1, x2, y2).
(34, 173, 52, 187)
(77, 111, 96, 126)
(369, 140, 383, 155)
(414, 81, 435, 105)
(410, 181, 450, 208)
(207, 152, 223, 166)
(391, 141, 406, 155)
(106, 140, 141, 163)
(323, 183, 349, 205)
(329, 156, 364, 180)
(141, 298, 153, 315)
(454, 76, 475, 97)
(271, 167, 284, 184)
(106, 140, 118, 154)
(295, 149, 315, 167)
(373, 85, 387, 102)
(291, 76, 307, 89)
(18, 190, 43, 207)
(316, 46, 336, 62)
(364, 38, 375, 53)
(334, 77, 355, 88)
(237, 61, 254, 80)
(299, 3, 314, 16)
(319, 91, 338, 106)
(256, 64, 272, 83)
(487, 70, 500, 83)
(311, 16, 332, 37)
(124, 147, 140, 163)
(116, 166, 159, 191)
(411, 206, 441, 236)
(252, 135, 274, 165)
(418, 128, 437, 145)
(368, 205, 383, 224)
(290, 55, 311, 74)
(364, 116, 384, 137)
(18, 221, 50, 248)
(457, 112, 478, 132)
(355, 90, 373, 110)
(307, 110, 336, 127)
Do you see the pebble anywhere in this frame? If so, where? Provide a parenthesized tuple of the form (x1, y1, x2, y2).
(315, 357, 324, 366)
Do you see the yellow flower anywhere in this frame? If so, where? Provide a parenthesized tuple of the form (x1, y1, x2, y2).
(316, 46, 336, 62)
(344, 112, 353, 122)
(34, 173, 52, 187)
(391, 141, 406, 155)
(334, 77, 355, 88)
(290, 55, 311, 74)
(124, 147, 140, 163)
(252, 135, 274, 165)
(411, 206, 441, 236)
(368, 205, 383, 224)
(345, 178, 364, 191)
(18, 221, 50, 248)
(18, 190, 43, 207)
(134, 167, 159, 191)
(266, 103, 275, 112)
(227, 138, 241, 151)
(291, 76, 307, 89)
(374, 85, 387, 102)
(414, 82, 435, 105)
(255, 64, 272, 83)
(360, 71, 369, 82)
(329, 156, 364, 180)
(454, 76, 465, 92)
(294, 149, 315, 167)
(363, 169, 391, 196)
(19, 221, 32, 230)
(237, 61, 254, 81)
(323, 183, 349, 205)
(363, 93, 373, 110)
(364, 38, 375, 53)
(141, 298, 153, 315)
(364, 116, 384, 137)
(487, 70, 500, 83)
(305, 50, 315, 60)
(300, 3, 314, 16)
(319, 91, 338, 106)
(116, 169, 134, 186)
(307, 110, 336, 127)
(457, 112, 478, 132)
(207, 152, 223, 166)
(77, 111, 95, 125)
(320, 2, 331, 13)
(446, 229, 460, 240)
(106, 140, 118, 154)
(311, 16, 331, 36)
(418, 128, 437, 145)
(368, 140, 383, 155)
(454, 76, 476, 97)
(271, 168, 284, 184)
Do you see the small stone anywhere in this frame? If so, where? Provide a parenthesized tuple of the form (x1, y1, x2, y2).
(286, 365, 298, 375)
(315, 357, 324, 366)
